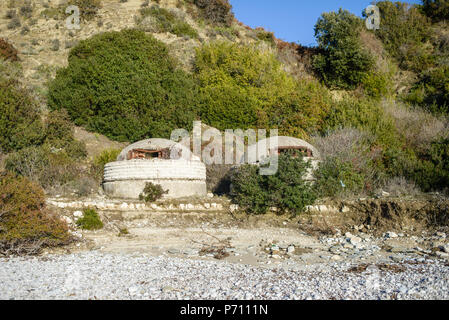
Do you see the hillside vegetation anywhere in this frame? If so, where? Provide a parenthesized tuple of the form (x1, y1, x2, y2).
(0, 0, 448, 224)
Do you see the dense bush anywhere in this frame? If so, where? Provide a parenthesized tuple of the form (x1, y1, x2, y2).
(43, 110, 87, 160)
(322, 96, 400, 149)
(139, 182, 168, 202)
(68, 0, 102, 20)
(90, 148, 121, 181)
(313, 9, 374, 89)
(373, 1, 432, 72)
(193, 0, 234, 26)
(230, 153, 317, 215)
(382, 138, 449, 193)
(313, 128, 384, 197)
(195, 42, 331, 137)
(407, 66, 449, 114)
(76, 208, 103, 230)
(138, 5, 198, 38)
(421, 0, 449, 22)
(0, 173, 71, 255)
(0, 80, 44, 153)
(314, 157, 366, 197)
(5, 146, 83, 189)
(48, 29, 198, 142)
(361, 72, 392, 99)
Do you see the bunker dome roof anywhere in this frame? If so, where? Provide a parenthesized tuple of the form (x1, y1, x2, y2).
(117, 138, 198, 162)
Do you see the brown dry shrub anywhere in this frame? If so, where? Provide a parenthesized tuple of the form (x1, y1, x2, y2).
(0, 38, 19, 62)
(382, 177, 421, 197)
(275, 40, 322, 79)
(0, 172, 71, 256)
(383, 100, 449, 154)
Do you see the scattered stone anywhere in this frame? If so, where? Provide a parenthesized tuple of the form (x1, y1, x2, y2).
(73, 211, 83, 218)
(385, 232, 398, 239)
(331, 255, 342, 261)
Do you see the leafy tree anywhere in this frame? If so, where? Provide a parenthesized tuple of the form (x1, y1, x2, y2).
(195, 42, 331, 136)
(313, 9, 374, 89)
(421, 0, 449, 22)
(48, 29, 198, 142)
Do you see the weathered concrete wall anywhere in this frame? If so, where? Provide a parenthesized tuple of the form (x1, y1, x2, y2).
(103, 160, 207, 199)
(103, 179, 207, 199)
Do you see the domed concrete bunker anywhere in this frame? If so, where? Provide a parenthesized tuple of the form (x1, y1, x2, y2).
(103, 138, 207, 199)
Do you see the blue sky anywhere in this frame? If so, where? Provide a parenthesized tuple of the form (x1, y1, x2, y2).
(229, 0, 422, 46)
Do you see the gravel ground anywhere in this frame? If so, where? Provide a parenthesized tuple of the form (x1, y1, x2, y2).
(1, 252, 448, 300)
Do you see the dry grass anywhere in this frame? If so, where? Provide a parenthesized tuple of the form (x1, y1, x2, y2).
(382, 177, 422, 197)
(382, 100, 449, 153)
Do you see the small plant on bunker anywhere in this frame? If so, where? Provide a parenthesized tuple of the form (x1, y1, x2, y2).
(139, 182, 168, 203)
(76, 208, 103, 230)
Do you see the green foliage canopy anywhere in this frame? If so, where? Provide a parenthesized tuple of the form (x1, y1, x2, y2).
(195, 42, 331, 137)
(48, 29, 198, 142)
(313, 9, 374, 89)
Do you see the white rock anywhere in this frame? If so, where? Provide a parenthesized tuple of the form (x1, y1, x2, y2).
(120, 203, 128, 210)
(128, 286, 139, 296)
(287, 246, 295, 254)
(385, 232, 398, 239)
(207, 193, 214, 198)
(73, 211, 83, 218)
(186, 203, 194, 210)
(204, 203, 211, 209)
(61, 216, 73, 225)
(331, 255, 342, 261)
(349, 237, 362, 245)
(229, 204, 239, 212)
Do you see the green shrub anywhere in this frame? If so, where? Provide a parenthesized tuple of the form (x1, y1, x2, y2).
(48, 29, 198, 142)
(361, 72, 392, 99)
(407, 66, 449, 114)
(255, 28, 276, 46)
(0, 173, 71, 255)
(76, 208, 103, 230)
(90, 148, 121, 181)
(313, 9, 374, 89)
(44, 110, 87, 159)
(139, 182, 168, 202)
(68, 0, 102, 20)
(373, 1, 432, 72)
(421, 0, 449, 22)
(5, 146, 83, 189)
(313, 128, 384, 197)
(138, 6, 198, 38)
(314, 157, 366, 197)
(195, 42, 332, 137)
(230, 153, 317, 215)
(323, 96, 400, 149)
(193, 0, 234, 26)
(0, 80, 45, 153)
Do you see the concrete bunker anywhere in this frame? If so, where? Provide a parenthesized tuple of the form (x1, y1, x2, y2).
(103, 138, 207, 199)
(242, 136, 320, 181)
